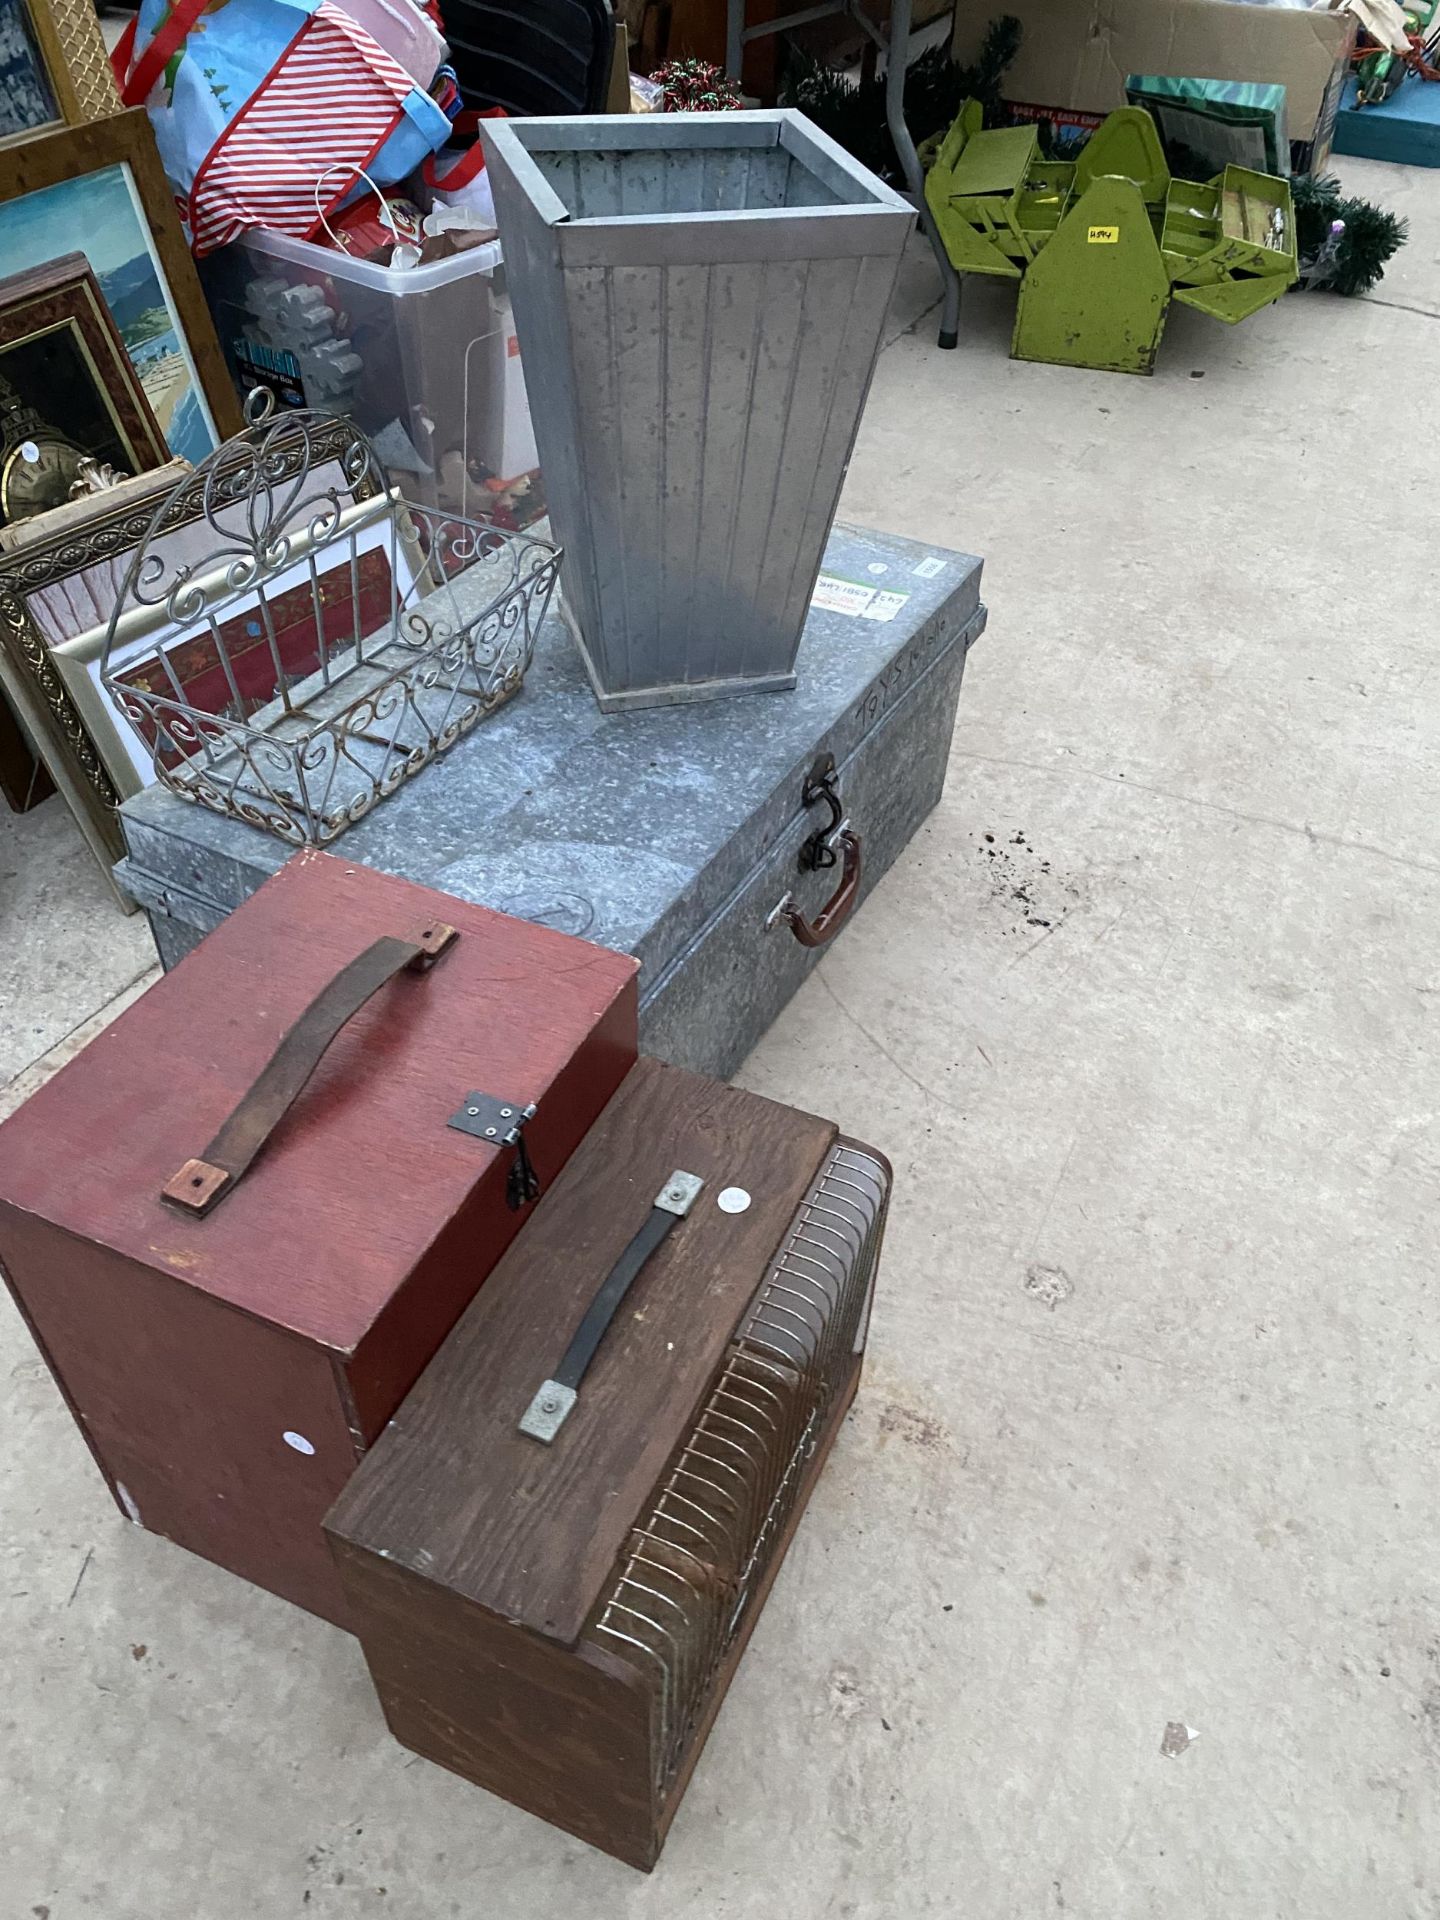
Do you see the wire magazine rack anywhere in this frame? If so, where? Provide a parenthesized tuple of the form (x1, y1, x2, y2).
(100, 401, 560, 847)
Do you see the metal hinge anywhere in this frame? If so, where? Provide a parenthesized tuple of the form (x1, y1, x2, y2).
(447, 1091, 541, 1210)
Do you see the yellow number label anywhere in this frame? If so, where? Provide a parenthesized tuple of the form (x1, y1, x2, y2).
(1087, 225, 1119, 245)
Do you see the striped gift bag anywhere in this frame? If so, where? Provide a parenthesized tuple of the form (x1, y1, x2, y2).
(113, 0, 453, 256)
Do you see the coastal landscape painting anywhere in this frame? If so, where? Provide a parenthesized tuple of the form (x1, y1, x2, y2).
(0, 160, 219, 465)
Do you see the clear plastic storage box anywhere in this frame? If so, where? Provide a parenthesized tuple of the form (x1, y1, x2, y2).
(200, 229, 543, 530)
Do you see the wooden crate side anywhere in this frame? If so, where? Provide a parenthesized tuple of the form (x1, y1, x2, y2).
(329, 1537, 662, 1869)
(0, 1202, 359, 1624)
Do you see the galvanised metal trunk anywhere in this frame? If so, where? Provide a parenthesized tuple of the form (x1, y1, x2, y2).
(481, 111, 914, 712)
(116, 524, 986, 1081)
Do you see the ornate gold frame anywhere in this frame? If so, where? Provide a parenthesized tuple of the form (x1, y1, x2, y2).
(0, 0, 121, 149)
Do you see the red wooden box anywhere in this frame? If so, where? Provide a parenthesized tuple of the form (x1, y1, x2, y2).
(0, 851, 637, 1626)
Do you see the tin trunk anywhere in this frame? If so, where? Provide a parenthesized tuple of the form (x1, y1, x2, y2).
(117, 525, 986, 1080)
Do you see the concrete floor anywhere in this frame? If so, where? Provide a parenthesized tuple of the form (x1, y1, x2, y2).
(3, 154, 1439, 1918)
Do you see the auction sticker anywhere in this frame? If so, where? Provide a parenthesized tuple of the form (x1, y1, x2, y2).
(861, 589, 910, 623)
(811, 574, 878, 617)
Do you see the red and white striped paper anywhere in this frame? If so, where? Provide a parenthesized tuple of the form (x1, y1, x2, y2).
(188, 0, 415, 256)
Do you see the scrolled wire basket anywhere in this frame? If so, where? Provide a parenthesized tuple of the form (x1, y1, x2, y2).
(100, 398, 560, 847)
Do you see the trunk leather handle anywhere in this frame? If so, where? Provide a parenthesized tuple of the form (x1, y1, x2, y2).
(768, 829, 863, 949)
(161, 921, 458, 1216)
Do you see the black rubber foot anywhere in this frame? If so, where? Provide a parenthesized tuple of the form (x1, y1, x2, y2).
(937, 329, 959, 350)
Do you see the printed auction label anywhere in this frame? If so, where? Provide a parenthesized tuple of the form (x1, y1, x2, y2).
(860, 590, 911, 623)
(812, 574, 878, 617)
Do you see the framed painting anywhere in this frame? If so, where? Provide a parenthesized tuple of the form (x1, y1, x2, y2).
(0, 0, 119, 148)
(0, 253, 171, 527)
(0, 110, 243, 474)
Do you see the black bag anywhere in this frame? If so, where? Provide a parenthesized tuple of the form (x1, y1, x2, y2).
(438, 0, 616, 116)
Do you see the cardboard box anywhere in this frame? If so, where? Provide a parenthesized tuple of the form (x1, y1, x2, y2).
(955, 0, 1356, 173)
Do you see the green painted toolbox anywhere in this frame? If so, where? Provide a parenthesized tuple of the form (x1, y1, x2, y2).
(925, 104, 1298, 373)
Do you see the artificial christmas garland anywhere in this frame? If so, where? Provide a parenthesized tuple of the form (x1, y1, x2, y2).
(1290, 171, 1408, 296)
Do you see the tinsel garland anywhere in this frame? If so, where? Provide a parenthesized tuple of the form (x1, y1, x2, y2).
(652, 58, 746, 113)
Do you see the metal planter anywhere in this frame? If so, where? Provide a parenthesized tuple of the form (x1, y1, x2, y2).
(482, 110, 913, 712)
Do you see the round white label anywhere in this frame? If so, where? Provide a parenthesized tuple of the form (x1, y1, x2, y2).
(283, 1431, 315, 1455)
(19, 440, 39, 465)
(717, 1187, 752, 1214)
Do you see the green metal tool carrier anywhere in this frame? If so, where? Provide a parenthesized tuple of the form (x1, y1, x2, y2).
(924, 104, 1298, 375)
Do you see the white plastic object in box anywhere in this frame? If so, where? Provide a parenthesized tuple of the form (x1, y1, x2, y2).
(200, 227, 542, 528)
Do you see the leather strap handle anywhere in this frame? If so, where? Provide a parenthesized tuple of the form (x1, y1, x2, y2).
(518, 1170, 705, 1444)
(162, 920, 458, 1217)
(770, 829, 863, 949)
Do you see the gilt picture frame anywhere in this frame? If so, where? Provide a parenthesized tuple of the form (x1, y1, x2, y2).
(0, 0, 119, 148)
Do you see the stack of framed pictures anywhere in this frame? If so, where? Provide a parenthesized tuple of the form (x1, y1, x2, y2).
(0, 91, 243, 888)
(0, 110, 241, 477)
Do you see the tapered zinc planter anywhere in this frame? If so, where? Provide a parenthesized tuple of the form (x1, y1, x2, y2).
(482, 111, 914, 712)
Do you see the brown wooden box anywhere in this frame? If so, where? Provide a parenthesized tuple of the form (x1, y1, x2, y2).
(327, 1058, 891, 1868)
(0, 851, 637, 1626)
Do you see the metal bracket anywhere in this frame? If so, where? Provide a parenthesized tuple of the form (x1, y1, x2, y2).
(655, 1170, 705, 1217)
(518, 1379, 577, 1444)
(448, 1091, 532, 1144)
(447, 1092, 541, 1210)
